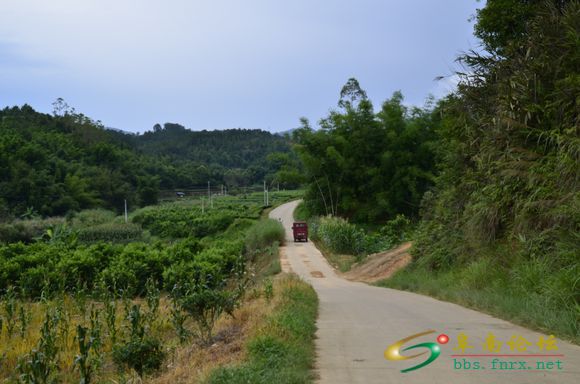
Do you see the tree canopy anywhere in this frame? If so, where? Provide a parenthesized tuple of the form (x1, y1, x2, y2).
(0, 106, 292, 218)
(293, 79, 438, 222)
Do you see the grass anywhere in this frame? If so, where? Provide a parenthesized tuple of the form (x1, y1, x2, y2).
(0, 295, 176, 382)
(311, 239, 358, 273)
(379, 258, 580, 345)
(245, 219, 285, 255)
(292, 201, 309, 222)
(205, 274, 318, 384)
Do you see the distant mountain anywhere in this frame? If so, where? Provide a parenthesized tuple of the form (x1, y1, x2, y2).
(0, 106, 292, 217)
(136, 123, 290, 169)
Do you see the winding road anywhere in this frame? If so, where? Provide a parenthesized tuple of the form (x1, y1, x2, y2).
(270, 200, 580, 384)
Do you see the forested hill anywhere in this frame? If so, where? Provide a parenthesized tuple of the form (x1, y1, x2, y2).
(137, 123, 289, 168)
(0, 105, 291, 218)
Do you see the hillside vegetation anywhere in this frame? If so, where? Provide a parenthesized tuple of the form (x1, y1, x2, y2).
(0, 192, 314, 382)
(297, 0, 579, 342)
(0, 105, 294, 218)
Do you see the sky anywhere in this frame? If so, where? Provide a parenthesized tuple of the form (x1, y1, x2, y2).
(0, 0, 482, 133)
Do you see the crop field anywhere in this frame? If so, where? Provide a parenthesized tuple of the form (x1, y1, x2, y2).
(0, 191, 301, 383)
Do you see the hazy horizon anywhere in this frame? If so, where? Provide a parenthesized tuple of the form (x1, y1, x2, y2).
(1, 0, 482, 133)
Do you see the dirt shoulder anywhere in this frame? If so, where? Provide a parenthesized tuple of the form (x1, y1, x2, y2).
(341, 242, 412, 283)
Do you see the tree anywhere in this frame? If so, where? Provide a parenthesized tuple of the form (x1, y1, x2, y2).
(294, 79, 437, 222)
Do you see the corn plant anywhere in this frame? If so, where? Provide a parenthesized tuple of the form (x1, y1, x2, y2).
(144, 278, 160, 328)
(104, 297, 118, 344)
(113, 304, 165, 376)
(18, 311, 60, 384)
(263, 278, 274, 303)
(74, 325, 94, 384)
(3, 287, 17, 338)
(126, 304, 145, 341)
(89, 306, 103, 367)
(169, 288, 190, 344)
(18, 305, 30, 338)
(17, 350, 54, 384)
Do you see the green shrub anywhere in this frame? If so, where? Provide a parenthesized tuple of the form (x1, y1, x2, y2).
(77, 223, 143, 243)
(207, 276, 317, 384)
(132, 204, 237, 239)
(293, 201, 310, 221)
(71, 209, 117, 228)
(244, 219, 285, 256)
(311, 216, 365, 255)
(112, 338, 165, 376)
(0, 217, 66, 244)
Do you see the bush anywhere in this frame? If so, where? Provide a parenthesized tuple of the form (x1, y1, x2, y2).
(71, 209, 116, 228)
(77, 223, 143, 243)
(311, 216, 366, 255)
(132, 205, 236, 239)
(112, 338, 165, 376)
(0, 217, 66, 244)
(244, 219, 285, 255)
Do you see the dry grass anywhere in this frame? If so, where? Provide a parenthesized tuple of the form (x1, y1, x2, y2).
(0, 279, 285, 384)
(149, 279, 284, 384)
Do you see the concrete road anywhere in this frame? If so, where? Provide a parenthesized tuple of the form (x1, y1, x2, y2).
(270, 200, 580, 384)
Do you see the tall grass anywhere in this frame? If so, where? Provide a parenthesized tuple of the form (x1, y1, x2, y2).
(293, 201, 310, 221)
(206, 275, 318, 384)
(244, 219, 285, 256)
(380, 255, 579, 344)
(310, 216, 366, 256)
(0, 217, 66, 244)
(77, 223, 143, 242)
(71, 209, 117, 228)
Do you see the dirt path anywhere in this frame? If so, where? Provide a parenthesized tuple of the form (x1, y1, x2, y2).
(270, 200, 580, 384)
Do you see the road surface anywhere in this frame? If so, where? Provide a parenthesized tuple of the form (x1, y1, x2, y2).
(270, 200, 580, 384)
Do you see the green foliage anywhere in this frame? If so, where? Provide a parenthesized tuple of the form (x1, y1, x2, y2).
(0, 106, 293, 218)
(17, 310, 60, 384)
(474, 0, 541, 55)
(0, 218, 66, 244)
(394, 0, 579, 342)
(263, 279, 274, 303)
(244, 219, 285, 256)
(294, 80, 437, 222)
(293, 201, 310, 221)
(112, 303, 166, 376)
(207, 276, 318, 384)
(132, 204, 237, 239)
(413, 1, 579, 270)
(378, 214, 411, 247)
(310, 214, 410, 261)
(382, 253, 579, 343)
(310, 216, 366, 255)
(71, 209, 116, 228)
(77, 223, 143, 243)
(74, 325, 95, 384)
(170, 254, 247, 344)
(112, 338, 165, 377)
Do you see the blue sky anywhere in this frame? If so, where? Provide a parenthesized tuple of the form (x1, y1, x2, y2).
(0, 0, 482, 133)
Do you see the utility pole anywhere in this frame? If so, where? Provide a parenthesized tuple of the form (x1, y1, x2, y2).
(124, 199, 128, 223)
(201, 197, 205, 214)
(263, 180, 266, 206)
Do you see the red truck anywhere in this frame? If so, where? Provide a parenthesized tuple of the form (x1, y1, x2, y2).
(292, 222, 308, 242)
